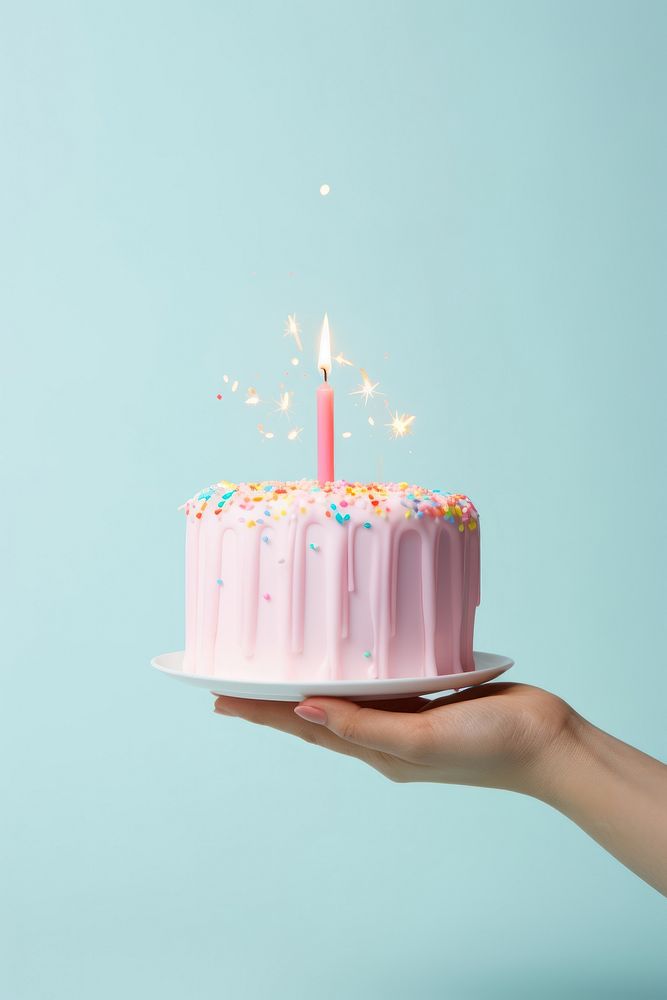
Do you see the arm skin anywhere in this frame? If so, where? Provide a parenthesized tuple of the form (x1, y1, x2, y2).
(213, 683, 667, 895)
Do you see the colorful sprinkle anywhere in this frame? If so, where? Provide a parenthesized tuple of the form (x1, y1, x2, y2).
(363, 651, 372, 658)
(309, 543, 320, 552)
(184, 481, 479, 534)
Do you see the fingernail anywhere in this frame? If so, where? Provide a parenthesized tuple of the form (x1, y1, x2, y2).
(294, 704, 327, 725)
(214, 700, 233, 716)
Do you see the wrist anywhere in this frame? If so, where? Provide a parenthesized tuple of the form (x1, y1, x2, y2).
(513, 701, 594, 804)
(485, 686, 667, 894)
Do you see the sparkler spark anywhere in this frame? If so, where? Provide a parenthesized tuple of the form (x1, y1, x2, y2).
(219, 320, 402, 449)
(387, 410, 416, 439)
(351, 368, 381, 405)
(275, 391, 291, 416)
(284, 314, 303, 351)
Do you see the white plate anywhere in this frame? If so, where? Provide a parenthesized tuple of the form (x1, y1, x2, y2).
(150, 650, 514, 701)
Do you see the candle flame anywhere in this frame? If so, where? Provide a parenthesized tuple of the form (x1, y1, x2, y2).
(318, 313, 332, 377)
(387, 410, 415, 438)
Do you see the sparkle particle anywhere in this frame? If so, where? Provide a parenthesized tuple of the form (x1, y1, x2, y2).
(275, 391, 291, 416)
(387, 411, 416, 439)
(284, 314, 303, 351)
(351, 368, 380, 405)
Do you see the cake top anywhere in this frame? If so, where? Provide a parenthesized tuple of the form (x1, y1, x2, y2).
(183, 480, 478, 531)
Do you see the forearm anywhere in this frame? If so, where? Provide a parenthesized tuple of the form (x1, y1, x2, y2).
(529, 712, 667, 894)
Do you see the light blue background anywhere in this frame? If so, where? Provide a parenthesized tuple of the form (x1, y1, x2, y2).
(2, 2, 666, 998)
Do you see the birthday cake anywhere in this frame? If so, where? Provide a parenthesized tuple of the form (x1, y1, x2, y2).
(183, 480, 480, 681)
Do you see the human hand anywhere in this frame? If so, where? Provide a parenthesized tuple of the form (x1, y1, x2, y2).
(213, 682, 576, 796)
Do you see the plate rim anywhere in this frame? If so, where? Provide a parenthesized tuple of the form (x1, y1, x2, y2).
(150, 650, 514, 700)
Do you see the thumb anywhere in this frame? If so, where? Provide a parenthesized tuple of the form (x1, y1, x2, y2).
(294, 698, 427, 759)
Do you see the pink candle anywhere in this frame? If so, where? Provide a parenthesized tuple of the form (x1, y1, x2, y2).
(317, 313, 335, 483)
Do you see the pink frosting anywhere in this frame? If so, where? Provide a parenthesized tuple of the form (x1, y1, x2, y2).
(183, 480, 480, 681)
